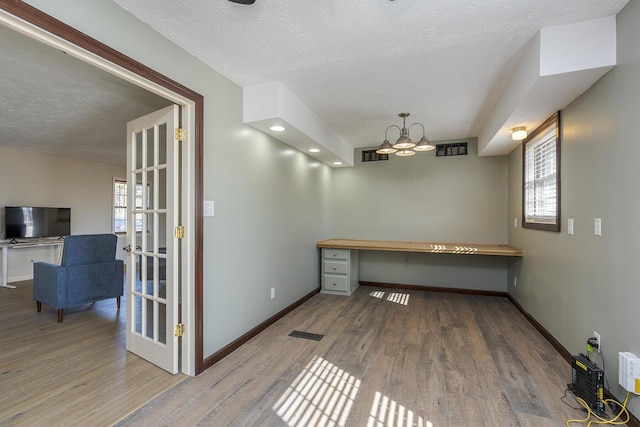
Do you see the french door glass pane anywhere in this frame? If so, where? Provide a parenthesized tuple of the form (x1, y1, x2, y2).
(135, 131, 143, 170)
(145, 128, 155, 167)
(134, 295, 142, 335)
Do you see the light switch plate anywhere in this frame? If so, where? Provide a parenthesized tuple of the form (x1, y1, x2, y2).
(568, 218, 574, 235)
(594, 218, 602, 236)
(204, 200, 215, 217)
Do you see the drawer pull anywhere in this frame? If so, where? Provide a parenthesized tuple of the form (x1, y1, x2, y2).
(332, 267, 337, 270)
(333, 252, 337, 256)
(333, 282, 337, 286)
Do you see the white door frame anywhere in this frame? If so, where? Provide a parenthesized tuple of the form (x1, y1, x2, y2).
(0, 10, 197, 375)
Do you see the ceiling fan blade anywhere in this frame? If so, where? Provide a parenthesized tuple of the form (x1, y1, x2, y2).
(228, 0, 255, 4)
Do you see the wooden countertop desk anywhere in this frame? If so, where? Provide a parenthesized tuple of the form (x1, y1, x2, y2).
(316, 238, 523, 257)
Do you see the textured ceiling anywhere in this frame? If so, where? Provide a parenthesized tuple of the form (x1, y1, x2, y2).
(113, 0, 628, 150)
(0, 0, 629, 166)
(0, 24, 172, 166)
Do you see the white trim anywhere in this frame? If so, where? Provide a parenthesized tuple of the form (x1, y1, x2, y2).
(0, 11, 196, 376)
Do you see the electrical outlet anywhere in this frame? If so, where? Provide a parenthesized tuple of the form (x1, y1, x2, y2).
(270, 287, 275, 299)
(594, 331, 601, 353)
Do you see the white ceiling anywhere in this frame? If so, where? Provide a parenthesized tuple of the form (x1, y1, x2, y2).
(0, 0, 629, 166)
(113, 0, 628, 160)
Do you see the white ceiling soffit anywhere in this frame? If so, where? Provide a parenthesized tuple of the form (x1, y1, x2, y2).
(478, 16, 617, 156)
(247, 15, 618, 163)
(244, 82, 354, 167)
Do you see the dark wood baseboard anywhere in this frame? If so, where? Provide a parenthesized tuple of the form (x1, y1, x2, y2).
(359, 281, 508, 297)
(202, 287, 320, 371)
(506, 294, 571, 363)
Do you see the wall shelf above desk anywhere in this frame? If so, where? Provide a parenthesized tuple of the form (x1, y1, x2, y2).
(316, 239, 523, 257)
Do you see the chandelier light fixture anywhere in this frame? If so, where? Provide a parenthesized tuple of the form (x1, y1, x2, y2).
(376, 113, 435, 157)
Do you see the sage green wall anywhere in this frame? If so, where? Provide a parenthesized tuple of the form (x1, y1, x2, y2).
(508, 0, 640, 412)
(23, 0, 332, 357)
(332, 140, 510, 291)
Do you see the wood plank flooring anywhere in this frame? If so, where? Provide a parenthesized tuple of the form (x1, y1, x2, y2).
(118, 286, 609, 427)
(0, 280, 186, 426)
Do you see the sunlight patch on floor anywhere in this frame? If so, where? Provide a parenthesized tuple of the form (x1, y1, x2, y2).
(387, 292, 409, 305)
(369, 291, 409, 305)
(367, 391, 429, 427)
(273, 355, 361, 427)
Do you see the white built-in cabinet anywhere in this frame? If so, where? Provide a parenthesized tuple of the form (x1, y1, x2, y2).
(321, 248, 359, 296)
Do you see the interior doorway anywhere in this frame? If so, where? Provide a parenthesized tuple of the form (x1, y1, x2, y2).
(0, 3, 204, 375)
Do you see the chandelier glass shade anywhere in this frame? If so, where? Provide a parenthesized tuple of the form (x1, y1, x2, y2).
(376, 113, 435, 156)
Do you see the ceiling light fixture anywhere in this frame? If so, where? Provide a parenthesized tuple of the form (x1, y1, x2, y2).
(512, 126, 527, 140)
(376, 113, 435, 156)
(309, 148, 320, 153)
(270, 125, 285, 132)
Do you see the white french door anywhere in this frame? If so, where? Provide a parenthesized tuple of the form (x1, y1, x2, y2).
(125, 105, 180, 374)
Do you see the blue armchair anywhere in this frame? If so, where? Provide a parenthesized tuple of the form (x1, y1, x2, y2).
(33, 234, 124, 322)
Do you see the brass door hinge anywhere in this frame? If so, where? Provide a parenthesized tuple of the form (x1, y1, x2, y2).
(175, 128, 186, 141)
(175, 225, 185, 239)
(174, 323, 185, 337)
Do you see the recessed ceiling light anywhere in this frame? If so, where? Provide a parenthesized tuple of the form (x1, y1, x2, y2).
(309, 148, 320, 153)
(270, 125, 285, 132)
(333, 161, 343, 166)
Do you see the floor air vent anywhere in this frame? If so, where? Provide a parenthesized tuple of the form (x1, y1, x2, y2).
(289, 330, 324, 341)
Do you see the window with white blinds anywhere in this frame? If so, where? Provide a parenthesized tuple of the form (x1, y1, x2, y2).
(522, 112, 560, 231)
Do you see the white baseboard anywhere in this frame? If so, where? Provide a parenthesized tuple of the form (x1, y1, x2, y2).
(8, 274, 32, 283)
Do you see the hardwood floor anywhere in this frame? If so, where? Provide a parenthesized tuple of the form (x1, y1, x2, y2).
(118, 286, 611, 427)
(2, 282, 625, 426)
(0, 280, 185, 426)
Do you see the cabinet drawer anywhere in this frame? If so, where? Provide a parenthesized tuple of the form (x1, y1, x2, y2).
(323, 248, 349, 260)
(323, 260, 348, 274)
(323, 274, 348, 292)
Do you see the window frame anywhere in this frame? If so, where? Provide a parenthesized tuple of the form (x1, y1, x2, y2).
(521, 112, 561, 232)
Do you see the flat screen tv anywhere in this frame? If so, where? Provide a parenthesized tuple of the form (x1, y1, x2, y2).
(4, 206, 71, 240)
